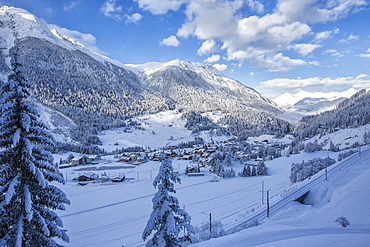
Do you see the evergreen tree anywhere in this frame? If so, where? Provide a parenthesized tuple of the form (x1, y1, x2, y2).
(223, 152, 232, 166)
(0, 52, 70, 246)
(238, 164, 251, 177)
(143, 158, 194, 247)
(246, 164, 252, 176)
(257, 161, 268, 176)
(213, 159, 224, 176)
(251, 164, 257, 176)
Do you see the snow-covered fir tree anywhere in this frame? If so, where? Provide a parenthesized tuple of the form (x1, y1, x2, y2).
(251, 164, 257, 176)
(0, 52, 70, 246)
(257, 161, 268, 176)
(142, 157, 194, 247)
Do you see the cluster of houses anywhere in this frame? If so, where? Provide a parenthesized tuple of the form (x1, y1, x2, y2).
(116, 139, 285, 167)
(71, 155, 102, 166)
(76, 172, 126, 185)
(62, 138, 286, 183)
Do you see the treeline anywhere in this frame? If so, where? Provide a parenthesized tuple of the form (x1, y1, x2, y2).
(289, 157, 336, 183)
(294, 89, 370, 140)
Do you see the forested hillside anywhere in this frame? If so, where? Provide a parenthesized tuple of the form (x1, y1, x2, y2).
(0, 6, 292, 145)
(294, 89, 370, 140)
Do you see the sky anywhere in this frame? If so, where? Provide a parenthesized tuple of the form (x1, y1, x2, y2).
(2, 0, 370, 99)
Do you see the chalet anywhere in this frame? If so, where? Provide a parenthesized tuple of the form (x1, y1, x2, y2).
(182, 155, 192, 160)
(78, 172, 98, 181)
(119, 156, 132, 162)
(112, 173, 125, 182)
(187, 172, 204, 177)
(71, 156, 87, 166)
(87, 155, 101, 164)
(153, 154, 163, 161)
(136, 155, 146, 163)
(186, 165, 200, 174)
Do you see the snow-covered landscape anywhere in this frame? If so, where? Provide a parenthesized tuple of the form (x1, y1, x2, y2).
(51, 111, 370, 246)
(1, 5, 370, 247)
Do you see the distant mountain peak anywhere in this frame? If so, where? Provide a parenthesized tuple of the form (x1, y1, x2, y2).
(0, 5, 292, 142)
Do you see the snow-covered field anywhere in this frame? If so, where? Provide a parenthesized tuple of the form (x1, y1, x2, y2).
(54, 111, 370, 247)
(193, 149, 370, 247)
(97, 110, 234, 152)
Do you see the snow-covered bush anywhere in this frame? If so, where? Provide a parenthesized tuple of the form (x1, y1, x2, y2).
(335, 216, 350, 227)
(290, 157, 336, 183)
(257, 161, 268, 175)
(193, 220, 225, 243)
(220, 168, 236, 178)
(338, 150, 357, 161)
(238, 164, 252, 177)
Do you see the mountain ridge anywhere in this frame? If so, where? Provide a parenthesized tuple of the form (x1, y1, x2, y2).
(0, 5, 291, 144)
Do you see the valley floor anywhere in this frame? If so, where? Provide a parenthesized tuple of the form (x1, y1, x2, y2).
(56, 148, 370, 247)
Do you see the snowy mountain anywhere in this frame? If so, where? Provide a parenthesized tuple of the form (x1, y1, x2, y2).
(0, 6, 290, 144)
(273, 88, 357, 114)
(294, 89, 370, 140)
(129, 59, 280, 114)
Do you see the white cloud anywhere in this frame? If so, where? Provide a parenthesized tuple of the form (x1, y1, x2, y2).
(125, 13, 142, 23)
(101, 0, 123, 21)
(135, 0, 186, 15)
(339, 34, 359, 43)
(357, 53, 370, 58)
(356, 74, 368, 79)
(177, 0, 241, 40)
(204, 54, 220, 63)
(323, 49, 343, 57)
(160, 35, 180, 47)
(197, 39, 217, 55)
(257, 74, 370, 90)
(63, 1, 79, 12)
(213, 63, 227, 71)
(135, 0, 367, 71)
(259, 53, 307, 72)
(358, 48, 370, 57)
(278, 0, 367, 23)
(314, 31, 332, 41)
(292, 43, 321, 56)
(176, 1, 312, 71)
(246, 0, 264, 14)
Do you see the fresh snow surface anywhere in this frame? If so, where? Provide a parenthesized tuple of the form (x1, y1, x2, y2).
(53, 111, 370, 247)
(192, 149, 370, 247)
(315, 124, 370, 151)
(98, 110, 232, 152)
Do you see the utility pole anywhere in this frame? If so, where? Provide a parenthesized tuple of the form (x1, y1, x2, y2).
(209, 213, 212, 238)
(326, 150, 329, 181)
(266, 190, 270, 219)
(262, 181, 265, 204)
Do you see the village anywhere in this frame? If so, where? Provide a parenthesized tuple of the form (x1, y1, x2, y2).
(60, 137, 288, 185)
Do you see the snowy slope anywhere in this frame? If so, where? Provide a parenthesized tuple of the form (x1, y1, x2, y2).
(0, 6, 126, 68)
(192, 149, 370, 247)
(53, 115, 370, 246)
(1, 6, 290, 142)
